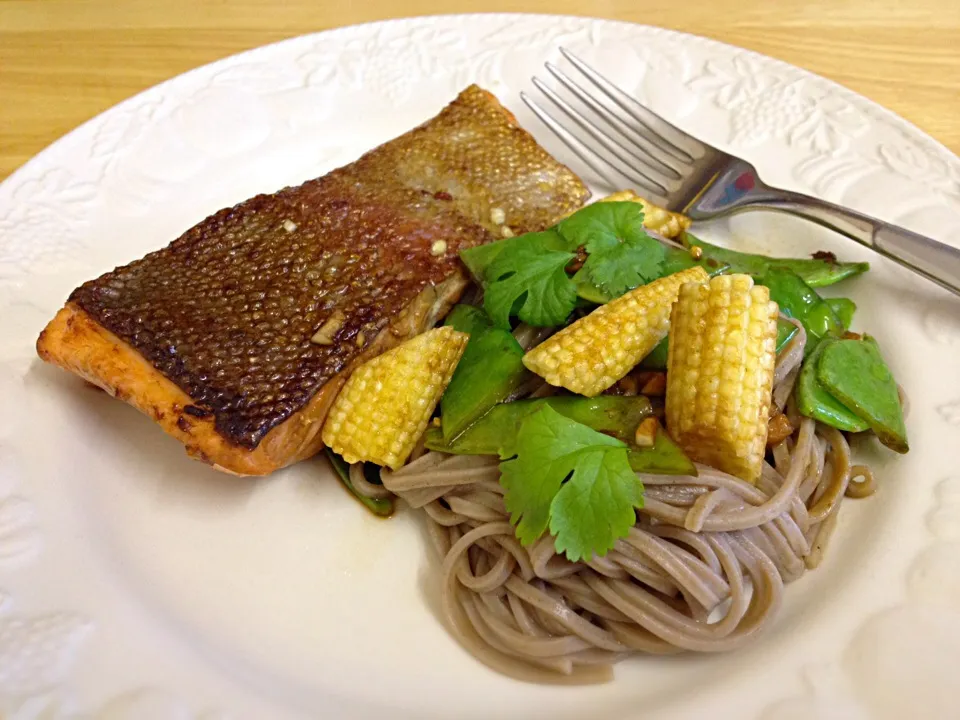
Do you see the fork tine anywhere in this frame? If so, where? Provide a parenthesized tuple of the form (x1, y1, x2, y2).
(520, 92, 623, 189)
(559, 47, 705, 162)
(520, 92, 667, 200)
(530, 77, 672, 195)
(544, 62, 684, 180)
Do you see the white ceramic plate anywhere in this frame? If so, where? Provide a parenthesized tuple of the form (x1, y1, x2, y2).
(1, 14, 959, 720)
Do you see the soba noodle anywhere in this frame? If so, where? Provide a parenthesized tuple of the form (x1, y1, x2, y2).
(356, 323, 879, 683)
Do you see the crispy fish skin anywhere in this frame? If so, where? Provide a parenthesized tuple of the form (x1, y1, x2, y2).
(37, 85, 589, 476)
(37, 274, 464, 476)
(65, 175, 488, 450)
(38, 305, 341, 476)
(349, 86, 589, 237)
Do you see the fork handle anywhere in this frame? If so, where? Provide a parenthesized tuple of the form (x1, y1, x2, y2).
(748, 190, 960, 298)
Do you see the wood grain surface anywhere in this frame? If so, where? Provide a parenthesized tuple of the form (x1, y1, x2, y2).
(2, 0, 958, 181)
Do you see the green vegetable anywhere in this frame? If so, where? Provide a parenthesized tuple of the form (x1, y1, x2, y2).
(462, 204, 730, 316)
(795, 339, 869, 432)
(660, 246, 731, 277)
(443, 304, 492, 336)
(427, 395, 696, 476)
(626, 429, 697, 475)
(761, 267, 843, 355)
(683, 233, 869, 287)
(776, 319, 801, 353)
(571, 234, 665, 302)
(441, 306, 531, 441)
(428, 395, 653, 453)
(573, 279, 613, 305)
(578, 245, 726, 305)
(462, 217, 866, 328)
(480, 230, 578, 328)
(500, 405, 644, 561)
(639, 336, 670, 370)
(462, 203, 671, 313)
(818, 336, 908, 453)
(555, 202, 645, 251)
(558, 203, 666, 302)
(826, 297, 857, 332)
(460, 237, 511, 283)
(325, 449, 395, 517)
(641, 317, 799, 371)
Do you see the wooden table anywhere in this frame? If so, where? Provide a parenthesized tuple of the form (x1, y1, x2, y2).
(2, 0, 958, 181)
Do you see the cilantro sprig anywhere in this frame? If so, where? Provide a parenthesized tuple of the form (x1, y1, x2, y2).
(460, 202, 664, 329)
(481, 230, 578, 328)
(560, 203, 665, 301)
(499, 405, 645, 562)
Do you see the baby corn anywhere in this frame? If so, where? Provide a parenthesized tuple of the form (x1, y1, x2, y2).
(665, 274, 779, 484)
(322, 326, 468, 469)
(523, 266, 709, 397)
(597, 190, 692, 239)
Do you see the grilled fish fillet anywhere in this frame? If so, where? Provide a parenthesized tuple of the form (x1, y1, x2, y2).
(37, 85, 589, 476)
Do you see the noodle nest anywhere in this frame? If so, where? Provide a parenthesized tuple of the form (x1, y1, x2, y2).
(359, 321, 879, 683)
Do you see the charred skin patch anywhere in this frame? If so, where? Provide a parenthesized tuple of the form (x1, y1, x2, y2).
(58, 85, 589, 451)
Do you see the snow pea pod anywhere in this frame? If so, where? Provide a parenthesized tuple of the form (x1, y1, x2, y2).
(818, 336, 908, 453)
(659, 245, 730, 278)
(444, 304, 491, 336)
(325, 449, 395, 517)
(761, 267, 844, 355)
(825, 297, 857, 332)
(429, 396, 653, 453)
(795, 339, 869, 432)
(627, 429, 698, 475)
(683, 233, 869, 287)
(427, 396, 696, 475)
(441, 305, 532, 441)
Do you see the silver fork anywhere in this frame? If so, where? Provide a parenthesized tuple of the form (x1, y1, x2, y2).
(522, 48, 960, 298)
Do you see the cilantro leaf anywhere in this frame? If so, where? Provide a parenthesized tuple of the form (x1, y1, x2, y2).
(550, 446, 642, 561)
(482, 230, 578, 328)
(499, 405, 644, 561)
(557, 201, 647, 254)
(559, 202, 665, 301)
(573, 237, 666, 300)
(460, 236, 513, 283)
(464, 203, 667, 325)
